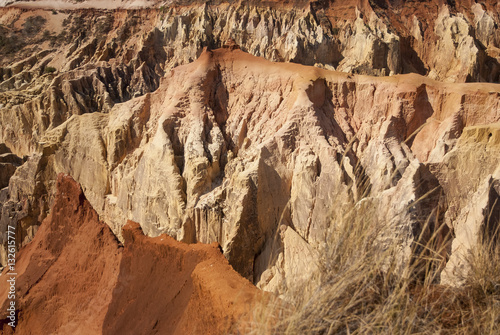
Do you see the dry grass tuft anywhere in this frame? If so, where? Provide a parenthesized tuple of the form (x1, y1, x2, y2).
(246, 197, 500, 334)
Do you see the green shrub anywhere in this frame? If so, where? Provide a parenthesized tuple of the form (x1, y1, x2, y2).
(45, 66, 57, 74)
(23, 16, 47, 35)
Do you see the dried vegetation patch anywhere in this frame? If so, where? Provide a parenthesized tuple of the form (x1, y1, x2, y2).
(249, 196, 500, 334)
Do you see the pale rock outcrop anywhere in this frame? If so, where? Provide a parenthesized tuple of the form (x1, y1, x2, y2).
(279, 226, 319, 295)
(428, 7, 480, 83)
(0, 143, 23, 189)
(337, 10, 401, 76)
(21, 49, 499, 294)
(435, 125, 500, 285)
(2, 1, 500, 155)
(441, 173, 500, 286)
(472, 3, 498, 49)
(0, 153, 52, 267)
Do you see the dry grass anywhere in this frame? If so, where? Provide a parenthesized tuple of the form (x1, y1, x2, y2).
(247, 196, 500, 334)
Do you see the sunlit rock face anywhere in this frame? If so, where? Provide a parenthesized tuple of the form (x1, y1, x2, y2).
(0, 0, 500, 292)
(1, 1, 499, 156)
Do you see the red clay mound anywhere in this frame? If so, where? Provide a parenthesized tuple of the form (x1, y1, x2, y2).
(103, 221, 260, 335)
(0, 174, 264, 334)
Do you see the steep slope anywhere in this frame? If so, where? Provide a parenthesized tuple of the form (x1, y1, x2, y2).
(0, 0, 499, 295)
(0, 144, 22, 189)
(2, 47, 495, 294)
(0, 1, 499, 156)
(0, 174, 263, 334)
(434, 124, 500, 284)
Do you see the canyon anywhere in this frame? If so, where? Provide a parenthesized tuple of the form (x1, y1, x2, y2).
(0, 0, 499, 333)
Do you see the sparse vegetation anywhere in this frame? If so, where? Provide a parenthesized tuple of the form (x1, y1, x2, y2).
(96, 15, 113, 37)
(116, 15, 139, 42)
(0, 25, 25, 55)
(42, 30, 52, 41)
(249, 184, 500, 334)
(69, 15, 86, 35)
(50, 30, 68, 47)
(22, 16, 47, 35)
(62, 16, 71, 27)
(0, 25, 10, 48)
(159, 5, 168, 20)
(44, 66, 56, 74)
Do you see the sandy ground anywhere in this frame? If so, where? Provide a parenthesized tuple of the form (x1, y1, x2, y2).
(12, 9, 68, 31)
(1, 0, 162, 9)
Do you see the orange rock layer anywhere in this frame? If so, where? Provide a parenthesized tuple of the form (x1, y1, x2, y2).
(0, 174, 262, 335)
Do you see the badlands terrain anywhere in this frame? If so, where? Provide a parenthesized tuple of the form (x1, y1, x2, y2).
(0, 0, 500, 333)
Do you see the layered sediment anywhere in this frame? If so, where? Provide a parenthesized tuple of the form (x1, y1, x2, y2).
(1, 0, 499, 155)
(0, 0, 499, 297)
(2, 46, 499, 294)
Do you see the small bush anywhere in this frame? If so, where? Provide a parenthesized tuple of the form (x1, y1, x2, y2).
(69, 16, 86, 35)
(57, 30, 67, 40)
(45, 66, 57, 74)
(42, 30, 52, 40)
(0, 26, 24, 55)
(96, 16, 113, 36)
(23, 16, 47, 35)
(62, 17, 71, 27)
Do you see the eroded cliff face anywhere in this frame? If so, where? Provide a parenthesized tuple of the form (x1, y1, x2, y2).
(434, 125, 500, 285)
(1, 0, 500, 295)
(1, 1, 500, 155)
(3, 47, 498, 294)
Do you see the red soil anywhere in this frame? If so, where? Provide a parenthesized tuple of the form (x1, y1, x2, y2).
(0, 174, 264, 334)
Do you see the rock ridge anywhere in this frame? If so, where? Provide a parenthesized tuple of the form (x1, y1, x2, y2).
(0, 1, 499, 293)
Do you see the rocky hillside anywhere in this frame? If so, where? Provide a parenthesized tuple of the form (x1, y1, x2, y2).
(0, 174, 263, 334)
(0, 0, 499, 302)
(1, 1, 499, 154)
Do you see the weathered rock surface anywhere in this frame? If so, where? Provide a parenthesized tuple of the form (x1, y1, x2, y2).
(0, 144, 22, 190)
(434, 125, 500, 285)
(0, 0, 499, 294)
(1, 1, 500, 156)
(6, 48, 494, 295)
(0, 174, 263, 334)
(0, 153, 52, 268)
